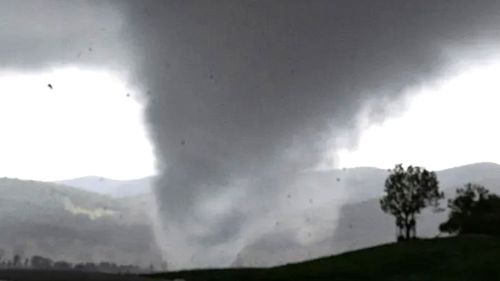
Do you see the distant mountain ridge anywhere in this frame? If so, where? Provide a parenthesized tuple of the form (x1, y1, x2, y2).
(56, 176, 154, 198)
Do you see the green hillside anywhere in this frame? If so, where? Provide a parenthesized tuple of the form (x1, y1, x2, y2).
(152, 235, 500, 281)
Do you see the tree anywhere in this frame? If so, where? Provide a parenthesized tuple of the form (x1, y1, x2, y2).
(30, 255, 52, 269)
(380, 164, 443, 241)
(12, 255, 21, 268)
(53, 260, 73, 270)
(440, 183, 500, 235)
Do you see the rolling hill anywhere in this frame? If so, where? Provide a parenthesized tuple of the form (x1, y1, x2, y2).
(153, 235, 500, 281)
(0, 178, 163, 268)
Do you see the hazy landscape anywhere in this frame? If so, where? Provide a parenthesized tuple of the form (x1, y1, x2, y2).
(0, 178, 162, 270)
(0, 162, 498, 275)
(3, 1, 500, 280)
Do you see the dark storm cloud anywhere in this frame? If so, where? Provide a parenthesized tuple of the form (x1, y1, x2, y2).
(0, 0, 126, 70)
(119, 0, 500, 268)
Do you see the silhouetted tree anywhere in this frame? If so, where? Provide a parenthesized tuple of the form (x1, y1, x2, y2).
(13, 254, 21, 268)
(97, 261, 119, 273)
(380, 164, 443, 240)
(74, 263, 86, 271)
(53, 260, 72, 270)
(30, 255, 52, 269)
(440, 183, 500, 235)
(80, 262, 97, 272)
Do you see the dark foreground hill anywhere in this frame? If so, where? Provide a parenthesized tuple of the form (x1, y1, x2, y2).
(150, 235, 500, 281)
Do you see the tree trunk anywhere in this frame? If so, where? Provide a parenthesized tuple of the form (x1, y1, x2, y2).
(405, 223, 411, 240)
(402, 214, 412, 240)
(396, 217, 404, 241)
(410, 214, 416, 239)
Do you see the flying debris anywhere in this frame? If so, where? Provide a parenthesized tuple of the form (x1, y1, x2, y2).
(47, 84, 53, 90)
(126, 93, 131, 97)
(336, 177, 341, 182)
(181, 139, 186, 145)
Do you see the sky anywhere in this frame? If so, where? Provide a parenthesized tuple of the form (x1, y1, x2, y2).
(333, 56, 500, 171)
(3, 58, 500, 180)
(2, 0, 500, 270)
(0, 67, 156, 181)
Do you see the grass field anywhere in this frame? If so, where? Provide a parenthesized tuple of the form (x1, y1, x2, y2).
(150, 235, 500, 281)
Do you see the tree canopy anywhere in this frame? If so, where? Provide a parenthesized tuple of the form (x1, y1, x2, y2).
(380, 164, 443, 241)
(440, 183, 500, 235)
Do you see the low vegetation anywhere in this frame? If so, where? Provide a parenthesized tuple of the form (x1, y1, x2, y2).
(0, 254, 155, 274)
(440, 183, 500, 236)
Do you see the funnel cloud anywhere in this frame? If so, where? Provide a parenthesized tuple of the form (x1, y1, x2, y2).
(120, 0, 500, 268)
